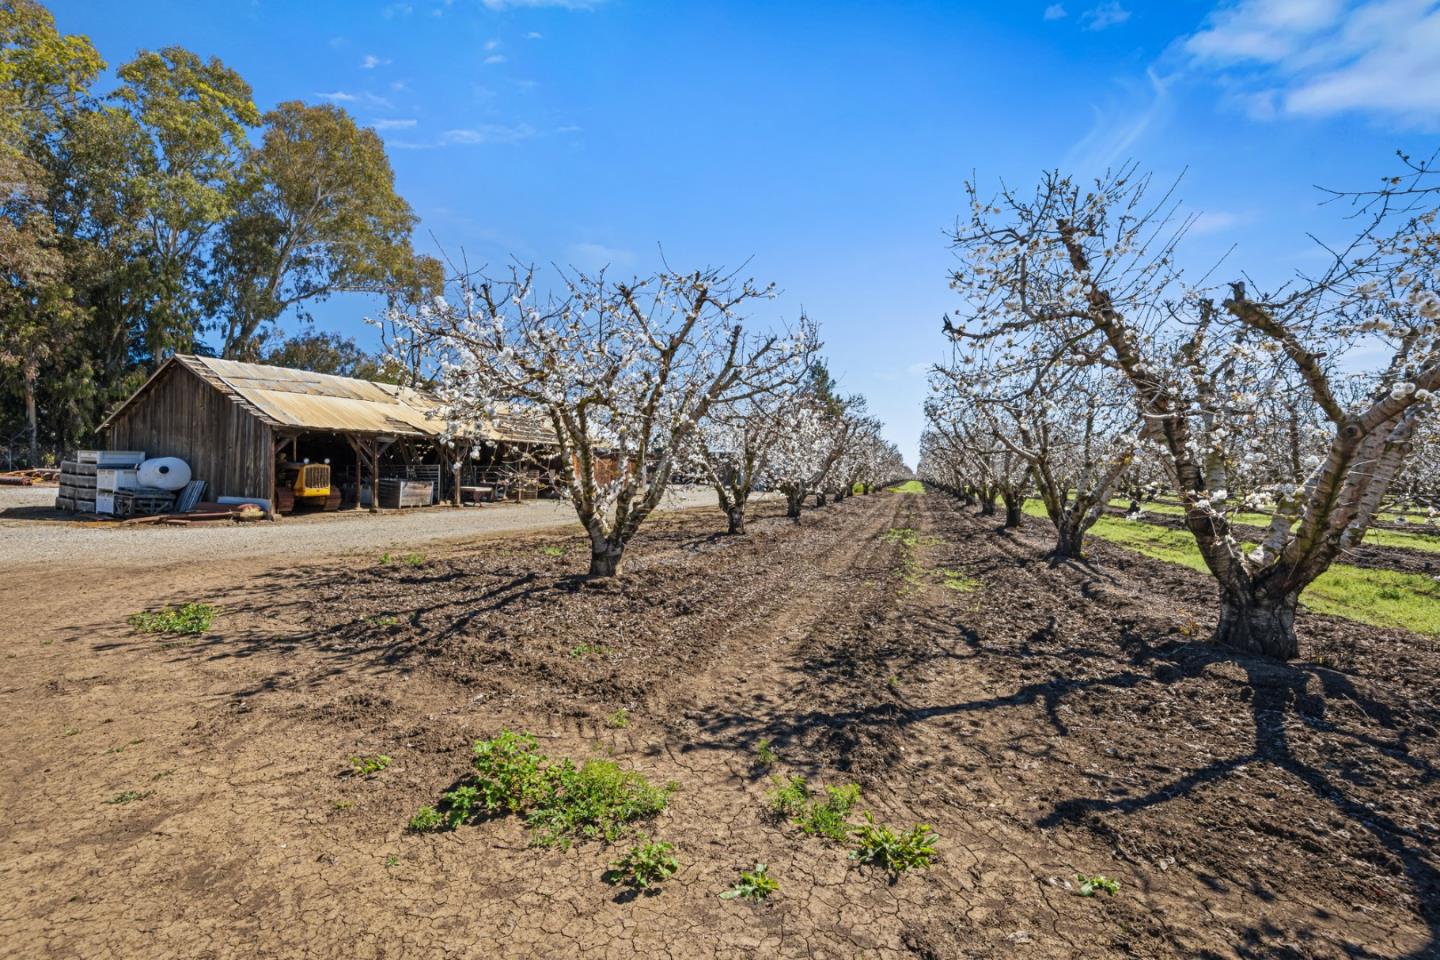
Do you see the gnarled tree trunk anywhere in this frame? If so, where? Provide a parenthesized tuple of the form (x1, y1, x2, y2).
(727, 504, 746, 534)
(1215, 586, 1300, 660)
(1053, 515, 1085, 558)
(979, 491, 997, 516)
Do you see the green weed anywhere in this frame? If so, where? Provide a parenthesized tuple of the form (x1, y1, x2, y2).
(1076, 873, 1120, 897)
(754, 738, 779, 768)
(607, 837, 680, 892)
(408, 730, 675, 847)
(104, 790, 151, 805)
(349, 755, 392, 777)
(570, 643, 610, 658)
(936, 568, 979, 592)
(605, 708, 630, 729)
(767, 775, 812, 817)
(541, 544, 569, 558)
(849, 812, 938, 875)
(796, 783, 861, 841)
(368, 615, 399, 628)
(63, 725, 79, 737)
(385, 854, 400, 868)
(887, 480, 925, 495)
(720, 863, 779, 901)
(380, 551, 426, 567)
(127, 602, 216, 636)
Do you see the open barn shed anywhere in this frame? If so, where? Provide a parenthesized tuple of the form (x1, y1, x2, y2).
(97, 354, 557, 513)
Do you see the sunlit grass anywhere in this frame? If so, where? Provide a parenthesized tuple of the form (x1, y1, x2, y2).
(1082, 516, 1440, 636)
(1106, 498, 1440, 554)
(888, 480, 925, 494)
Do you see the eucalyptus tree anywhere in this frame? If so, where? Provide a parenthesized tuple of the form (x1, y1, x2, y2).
(386, 264, 803, 577)
(946, 162, 1439, 659)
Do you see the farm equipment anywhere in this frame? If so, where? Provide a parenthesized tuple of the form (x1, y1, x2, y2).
(277, 461, 340, 513)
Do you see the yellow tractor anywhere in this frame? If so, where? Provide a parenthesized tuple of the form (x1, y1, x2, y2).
(278, 461, 339, 512)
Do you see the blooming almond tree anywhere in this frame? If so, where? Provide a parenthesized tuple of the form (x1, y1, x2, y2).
(764, 393, 852, 519)
(387, 264, 800, 577)
(947, 163, 1438, 659)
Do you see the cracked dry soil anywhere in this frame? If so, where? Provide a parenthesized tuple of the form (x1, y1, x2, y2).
(2, 492, 1437, 959)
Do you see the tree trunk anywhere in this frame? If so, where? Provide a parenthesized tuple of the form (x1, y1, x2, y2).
(979, 494, 996, 517)
(589, 544, 625, 578)
(727, 505, 746, 535)
(786, 491, 804, 519)
(1214, 589, 1299, 660)
(24, 363, 39, 467)
(1002, 492, 1023, 528)
(815, 492, 827, 507)
(1053, 519, 1084, 558)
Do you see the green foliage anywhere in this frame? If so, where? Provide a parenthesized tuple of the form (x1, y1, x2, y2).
(541, 544, 568, 558)
(127, 602, 216, 635)
(605, 708, 630, 729)
(526, 759, 674, 848)
(767, 775, 812, 817)
(380, 551, 426, 567)
(407, 805, 445, 832)
(754, 738, 779, 768)
(1076, 873, 1120, 897)
(104, 790, 151, 805)
(936, 568, 978, 592)
(348, 754, 391, 777)
(570, 643, 609, 658)
(849, 812, 939, 875)
(409, 730, 675, 847)
(795, 784, 861, 842)
(607, 837, 680, 892)
(720, 863, 779, 901)
(263, 332, 393, 382)
(887, 480, 925, 494)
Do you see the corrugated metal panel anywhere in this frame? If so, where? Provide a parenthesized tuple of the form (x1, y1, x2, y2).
(100, 354, 555, 445)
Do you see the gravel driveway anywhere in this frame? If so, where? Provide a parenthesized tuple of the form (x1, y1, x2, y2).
(0, 484, 725, 569)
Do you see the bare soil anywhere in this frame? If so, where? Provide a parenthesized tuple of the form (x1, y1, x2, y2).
(2, 492, 1436, 959)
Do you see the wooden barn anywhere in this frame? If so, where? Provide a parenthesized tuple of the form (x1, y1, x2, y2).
(97, 354, 556, 513)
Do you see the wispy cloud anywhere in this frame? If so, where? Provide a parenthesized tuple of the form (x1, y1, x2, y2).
(1189, 209, 1255, 235)
(315, 90, 395, 110)
(569, 242, 636, 270)
(524, 31, 544, 39)
(1064, 68, 1170, 172)
(485, 54, 507, 64)
(442, 123, 537, 144)
(481, 0, 602, 8)
(371, 118, 418, 130)
(315, 90, 357, 102)
(361, 54, 391, 69)
(1082, 2, 1131, 30)
(1181, 0, 1440, 126)
(1044, 4, 1068, 20)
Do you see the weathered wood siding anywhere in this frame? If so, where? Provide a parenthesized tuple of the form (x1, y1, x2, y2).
(107, 363, 271, 500)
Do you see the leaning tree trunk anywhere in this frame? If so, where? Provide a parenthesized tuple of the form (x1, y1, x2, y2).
(979, 492, 997, 517)
(1001, 491, 1023, 529)
(814, 492, 827, 507)
(784, 487, 805, 519)
(1214, 584, 1300, 660)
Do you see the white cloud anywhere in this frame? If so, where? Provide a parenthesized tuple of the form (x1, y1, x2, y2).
(485, 54, 508, 64)
(315, 90, 358, 102)
(569, 242, 636, 270)
(1065, 68, 1170, 172)
(361, 54, 391, 69)
(1182, 0, 1440, 124)
(524, 31, 544, 39)
(484, 38, 502, 50)
(372, 118, 418, 130)
(1082, 2, 1131, 30)
(442, 123, 537, 144)
(315, 90, 395, 110)
(1044, 4, 1068, 20)
(481, 0, 602, 8)
(1188, 209, 1255, 235)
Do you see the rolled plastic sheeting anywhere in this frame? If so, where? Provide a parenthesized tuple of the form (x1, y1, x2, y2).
(137, 457, 192, 491)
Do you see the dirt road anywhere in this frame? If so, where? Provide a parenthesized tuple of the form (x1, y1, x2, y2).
(1, 492, 1434, 958)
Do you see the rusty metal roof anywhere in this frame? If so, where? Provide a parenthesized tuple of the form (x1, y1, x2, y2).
(99, 354, 555, 445)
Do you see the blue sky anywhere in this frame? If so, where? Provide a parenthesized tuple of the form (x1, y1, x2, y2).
(50, 0, 1440, 463)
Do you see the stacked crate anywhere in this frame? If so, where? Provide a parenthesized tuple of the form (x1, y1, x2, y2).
(56, 450, 145, 513)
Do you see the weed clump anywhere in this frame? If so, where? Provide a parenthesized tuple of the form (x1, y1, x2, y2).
(849, 812, 938, 875)
(380, 551, 426, 567)
(607, 837, 679, 892)
(720, 863, 778, 901)
(127, 602, 216, 636)
(767, 776, 860, 842)
(408, 730, 676, 847)
(754, 738, 779, 768)
(348, 755, 392, 777)
(1076, 872, 1120, 897)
